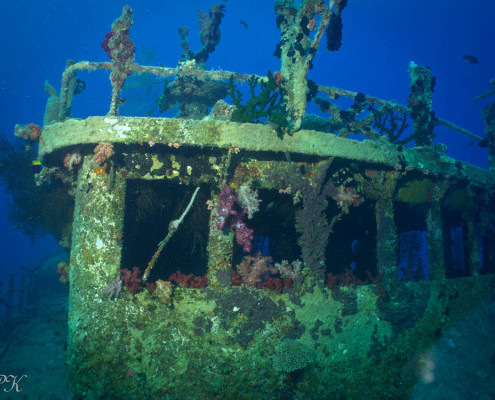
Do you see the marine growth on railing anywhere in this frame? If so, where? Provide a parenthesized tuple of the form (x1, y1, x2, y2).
(21, 2, 495, 169)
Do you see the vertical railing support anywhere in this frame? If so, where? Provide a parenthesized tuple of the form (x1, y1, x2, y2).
(374, 172, 399, 285)
(59, 62, 77, 120)
(482, 102, 495, 171)
(462, 212, 481, 276)
(408, 61, 435, 147)
(426, 201, 446, 280)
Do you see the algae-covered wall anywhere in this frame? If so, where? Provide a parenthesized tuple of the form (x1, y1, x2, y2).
(53, 116, 495, 399)
(68, 211, 494, 399)
(10, 2, 493, 398)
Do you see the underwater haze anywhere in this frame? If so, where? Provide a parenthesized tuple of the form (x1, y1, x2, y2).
(1, 1, 494, 272)
(0, 0, 494, 398)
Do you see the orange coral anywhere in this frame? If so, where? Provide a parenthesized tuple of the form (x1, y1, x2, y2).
(94, 163, 108, 176)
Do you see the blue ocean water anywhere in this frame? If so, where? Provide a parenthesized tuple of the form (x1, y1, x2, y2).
(1, 0, 494, 281)
(0, 1, 494, 398)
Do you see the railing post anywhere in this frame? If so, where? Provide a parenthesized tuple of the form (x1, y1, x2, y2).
(374, 173, 399, 285)
(481, 102, 495, 171)
(408, 61, 435, 147)
(59, 61, 77, 120)
(425, 182, 450, 280)
(426, 201, 446, 280)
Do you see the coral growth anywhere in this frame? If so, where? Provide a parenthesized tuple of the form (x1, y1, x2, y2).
(56, 261, 70, 284)
(408, 62, 436, 146)
(209, 99, 236, 120)
(232, 219, 254, 253)
(14, 123, 41, 150)
(0, 133, 74, 242)
(332, 185, 364, 214)
(14, 123, 41, 142)
(158, 5, 229, 119)
(168, 270, 207, 288)
(237, 183, 261, 220)
(153, 279, 174, 304)
(158, 75, 230, 119)
(258, 276, 293, 292)
(274, 259, 302, 281)
(216, 184, 237, 230)
(273, 339, 315, 373)
(235, 253, 275, 287)
(103, 276, 123, 299)
(93, 142, 114, 165)
(101, 6, 136, 114)
(326, 0, 349, 51)
(120, 267, 143, 294)
(179, 4, 226, 65)
(326, 268, 381, 289)
(274, 0, 349, 131)
(63, 152, 82, 171)
(234, 258, 301, 293)
(157, 4, 229, 119)
(216, 184, 255, 253)
(325, 13, 343, 51)
(101, 6, 135, 88)
(43, 81, 62, 126)
(229, 72, 288, 136)
(368, 104, 411, 144)
(294, 160, 337, 280)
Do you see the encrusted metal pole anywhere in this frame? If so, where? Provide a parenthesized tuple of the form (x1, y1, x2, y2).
(425, 182, 449, 280)
(374, 173, 399, 284)
(58, 61, 77, 121)
(58, 62, 112, 121)
(426, 202, 445, 280)
(275, 0, 344, 133)
(67, 156, 126, 393)
(143, 186, 200, 281)
(408, 62, 435, 147)
(474, 79, 495, 170)
(482, 102, 495, 171)
(103, 6, 136, 116)
(462, 211, 481, 276)
(206, 194, 235, 289)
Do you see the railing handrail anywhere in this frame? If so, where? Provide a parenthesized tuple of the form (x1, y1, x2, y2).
(57, 60, 484, 143)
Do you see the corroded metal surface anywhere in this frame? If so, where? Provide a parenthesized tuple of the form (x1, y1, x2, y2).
(40, 117, 494, 187)
(50, 115, 495, 399)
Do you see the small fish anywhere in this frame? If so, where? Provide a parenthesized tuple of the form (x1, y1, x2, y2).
(32, 158, 42, 179)
(240, 20, 248, 29)
(463, 55, 479, 64)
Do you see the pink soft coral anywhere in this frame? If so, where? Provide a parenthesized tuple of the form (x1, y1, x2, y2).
(93, 142, 114, 165)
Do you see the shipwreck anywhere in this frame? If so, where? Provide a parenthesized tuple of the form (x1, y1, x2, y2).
(14, 2, 495, 399)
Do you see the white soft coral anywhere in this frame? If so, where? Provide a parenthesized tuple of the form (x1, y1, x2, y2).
(236, 182, 261, 219)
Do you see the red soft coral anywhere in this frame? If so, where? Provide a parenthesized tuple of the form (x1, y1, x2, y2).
(120, 267, 143, 294)
(169, 270, 207, 288)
